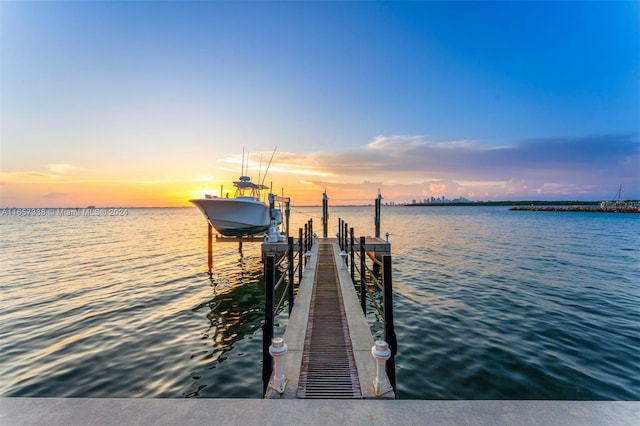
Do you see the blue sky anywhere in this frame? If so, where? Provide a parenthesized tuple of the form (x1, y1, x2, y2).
(1, 1, 639, 206)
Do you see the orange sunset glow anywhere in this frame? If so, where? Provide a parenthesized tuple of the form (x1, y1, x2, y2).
(1, 1, 638, 209)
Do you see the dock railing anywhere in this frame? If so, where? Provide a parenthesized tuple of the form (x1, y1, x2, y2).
(263, 220, 314, 394)
(338, 218, 397, 392)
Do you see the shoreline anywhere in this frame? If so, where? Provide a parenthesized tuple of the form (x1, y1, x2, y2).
(510, 205, 640, 213)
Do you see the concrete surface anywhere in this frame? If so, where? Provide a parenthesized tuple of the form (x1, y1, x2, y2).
(1, 398, 638, 425)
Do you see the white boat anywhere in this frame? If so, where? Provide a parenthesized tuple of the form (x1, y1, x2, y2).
(190, 148, 288, 239)
(190, 175, 273, 237)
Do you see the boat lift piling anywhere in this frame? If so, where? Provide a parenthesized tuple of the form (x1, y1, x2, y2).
(322, 192, 329, 239)
(375, 192, 382, 239)
(207, 223, 213, 271)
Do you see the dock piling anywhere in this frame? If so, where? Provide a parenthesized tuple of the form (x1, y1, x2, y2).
(360, 236, 366, 314)
(207, 223, 213, 270)
(322, 192, 328, 239)
(350, 227, 355, 283)
(298, 228, 303, 282)
(288, 236, 294, 315)
(262, 255, 275, 394)
(304, 223, 308, 262)
(375, 193, 382, 239)
(284, 199, 290, 238)
(383, 255, 397, 391)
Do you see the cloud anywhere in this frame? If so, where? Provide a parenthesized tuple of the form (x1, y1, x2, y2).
(42, 192, 69, 199)
(360, 134, 639, 180)
(274, 133, 639, 181)
(284, 133, 639, 200)
(191, 176, 213, 182)
(47, 164, 77, 174)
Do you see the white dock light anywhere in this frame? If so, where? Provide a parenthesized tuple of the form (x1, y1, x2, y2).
(305, 250, 313, 269)
(268, 337, 288, 394)
(371, 340, 393, 396)
(339, 250, 348, 269)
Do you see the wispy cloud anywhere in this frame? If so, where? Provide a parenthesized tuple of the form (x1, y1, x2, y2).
(47, 164, 83, 174)
(191, 176, 214, 183)
(272, 133, 640, 200)
(42, 192, 68, 199)
(358, 134, 639, 181)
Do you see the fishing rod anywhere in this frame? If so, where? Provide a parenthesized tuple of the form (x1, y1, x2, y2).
(261, 146, 277, 187)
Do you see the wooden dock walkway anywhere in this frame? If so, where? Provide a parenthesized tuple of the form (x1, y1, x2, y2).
(264, 239, 394, 399)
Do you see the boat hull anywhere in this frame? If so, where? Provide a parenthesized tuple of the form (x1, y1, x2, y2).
(190, 198, 271, 237)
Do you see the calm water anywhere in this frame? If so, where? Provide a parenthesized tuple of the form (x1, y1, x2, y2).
(1, 206, 638, 399)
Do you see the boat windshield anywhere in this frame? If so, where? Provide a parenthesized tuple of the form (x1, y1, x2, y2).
(233, 176, 269, 200)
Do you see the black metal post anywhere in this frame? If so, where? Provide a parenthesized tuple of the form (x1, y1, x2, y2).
(288, 236, 294, 316)
(382, 255, 396, 391)
(304, 223, 308, 262)
(262, 255, 275, 394)
(350, 227, 355, 283)
(285, 199, 290, 238)
(343, 222, 348, 257)
(207, 223, 213, 271)
(338, 218, 342, 249)
(360, 236, 366, 314)
(343, 222, 348, 269)
(322, 192, 328, 239)
(309, 219, 313, 249)
(375, 194, 382, 239)
(298, 228, 303, 281)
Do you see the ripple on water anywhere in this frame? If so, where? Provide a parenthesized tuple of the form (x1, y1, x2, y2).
(1, 207, 638, 399)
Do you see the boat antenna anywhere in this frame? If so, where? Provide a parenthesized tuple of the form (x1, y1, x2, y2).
(241, 147, 245, 176)
(261, 146, 277, 187)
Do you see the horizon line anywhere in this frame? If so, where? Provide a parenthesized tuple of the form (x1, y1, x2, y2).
(3, 199, 637, 210)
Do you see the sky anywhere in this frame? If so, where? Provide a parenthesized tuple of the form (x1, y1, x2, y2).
(1, 0, 639, 207)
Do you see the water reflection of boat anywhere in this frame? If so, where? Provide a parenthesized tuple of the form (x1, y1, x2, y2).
(186, 259, 288, 398)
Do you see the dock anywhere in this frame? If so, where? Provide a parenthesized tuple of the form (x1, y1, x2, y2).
(263, 234, 394, 399)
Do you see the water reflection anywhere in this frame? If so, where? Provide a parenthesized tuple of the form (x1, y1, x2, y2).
(185, 247, 290, 398)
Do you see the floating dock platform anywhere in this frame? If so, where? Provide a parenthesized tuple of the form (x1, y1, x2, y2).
(262, 236, 390, 260)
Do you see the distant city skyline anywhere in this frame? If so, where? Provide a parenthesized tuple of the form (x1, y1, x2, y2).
(1, 1, 638, 207)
